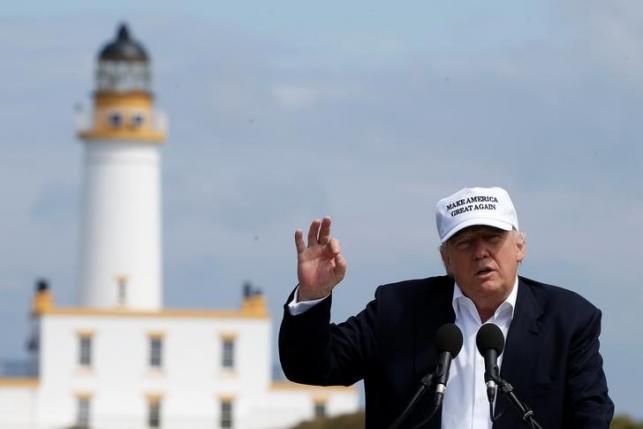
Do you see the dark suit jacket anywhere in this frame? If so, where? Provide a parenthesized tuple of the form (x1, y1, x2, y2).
(279, 276, 614, 428)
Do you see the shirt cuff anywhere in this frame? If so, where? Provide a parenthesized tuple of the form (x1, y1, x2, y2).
(287, 286, 329, 316)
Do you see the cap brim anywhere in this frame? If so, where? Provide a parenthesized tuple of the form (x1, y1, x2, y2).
(441, 218, 514, 243)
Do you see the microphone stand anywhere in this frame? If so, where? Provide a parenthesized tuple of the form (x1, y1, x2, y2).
(387, 373, 435, 429)
(491, 375, 543, 429)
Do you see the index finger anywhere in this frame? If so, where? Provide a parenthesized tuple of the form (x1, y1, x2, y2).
(294, 229, 305, 253)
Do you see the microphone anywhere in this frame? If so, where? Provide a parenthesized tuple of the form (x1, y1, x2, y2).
(476, 323, 505, 404)
(433, 323, 463, 408)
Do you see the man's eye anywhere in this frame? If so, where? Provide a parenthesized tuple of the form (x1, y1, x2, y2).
(487, 235, 502, 243)
(455, 240, 470, 249)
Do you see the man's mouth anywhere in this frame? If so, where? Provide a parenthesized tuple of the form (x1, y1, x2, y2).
(475, 267, 495, 276)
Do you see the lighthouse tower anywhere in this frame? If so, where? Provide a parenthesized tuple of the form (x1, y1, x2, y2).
(77, 24, 166, 310)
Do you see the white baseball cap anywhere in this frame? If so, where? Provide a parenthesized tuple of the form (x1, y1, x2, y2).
(435, 186, 519, 243)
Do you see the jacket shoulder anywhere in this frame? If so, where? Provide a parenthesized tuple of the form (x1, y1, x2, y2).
(519, 276, 601, 317)
(372, 276, 454, 319)
(374, 275, 453, 299)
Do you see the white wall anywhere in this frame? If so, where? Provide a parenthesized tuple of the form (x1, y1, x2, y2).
(0, 385, 36, 429)
(0, 312, 359, 429)
(37, 313, 272, 428)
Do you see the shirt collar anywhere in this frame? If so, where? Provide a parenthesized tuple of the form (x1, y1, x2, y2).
(451, 277, 519, 321)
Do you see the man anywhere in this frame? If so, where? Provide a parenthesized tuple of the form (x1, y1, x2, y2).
(279, 186, 614, 428)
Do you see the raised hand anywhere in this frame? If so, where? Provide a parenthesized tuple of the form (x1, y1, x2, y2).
(295, 216, 347, 301)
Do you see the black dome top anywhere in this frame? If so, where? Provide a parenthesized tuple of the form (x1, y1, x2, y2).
(98, 24, 148, 62)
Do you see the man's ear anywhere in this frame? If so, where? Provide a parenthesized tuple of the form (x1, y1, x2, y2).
(440, 245, 453, 276)
(515, 232, 527, 263)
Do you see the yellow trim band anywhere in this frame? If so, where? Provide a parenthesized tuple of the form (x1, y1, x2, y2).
(0, 378, 39, 388)
(78, 129, 165, 142)
(40, 307, 270, 320)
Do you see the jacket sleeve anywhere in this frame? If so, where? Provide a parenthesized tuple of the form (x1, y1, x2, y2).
(278, 287, 378, 387)
(564, 307, 614, 427)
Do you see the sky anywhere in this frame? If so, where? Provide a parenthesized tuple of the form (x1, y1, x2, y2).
(1, 0, 642, 418)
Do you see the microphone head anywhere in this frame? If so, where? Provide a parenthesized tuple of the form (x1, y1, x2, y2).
(435, 323, 463, 357)
(476, 323, 505, 355)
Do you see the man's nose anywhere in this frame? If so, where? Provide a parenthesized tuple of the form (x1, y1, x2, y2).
(472, 239, 489, 260)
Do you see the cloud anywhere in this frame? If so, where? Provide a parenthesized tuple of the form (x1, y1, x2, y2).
(270, 84, 351, 110)
(562, 0, 643, 91)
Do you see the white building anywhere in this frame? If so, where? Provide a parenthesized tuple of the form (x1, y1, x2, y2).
(0, 24, 358, 429)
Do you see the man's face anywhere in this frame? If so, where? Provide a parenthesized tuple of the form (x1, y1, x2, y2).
(440, 226, 526, 307)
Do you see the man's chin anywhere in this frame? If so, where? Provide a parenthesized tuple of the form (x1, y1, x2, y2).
(471, 277, 503, 293)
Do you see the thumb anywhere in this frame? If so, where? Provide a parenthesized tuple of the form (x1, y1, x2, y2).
(334, 252, 347, 281)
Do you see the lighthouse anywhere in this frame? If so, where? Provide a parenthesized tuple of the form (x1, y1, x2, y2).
(77, 24, 166, 310)
(0, 23, 359, 429)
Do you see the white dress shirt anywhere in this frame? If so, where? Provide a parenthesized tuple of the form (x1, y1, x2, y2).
(442, 279, 517, 429)
(287, 278, 519, 429)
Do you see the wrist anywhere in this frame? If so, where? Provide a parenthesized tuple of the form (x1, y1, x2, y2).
(296, 286, 329, 302)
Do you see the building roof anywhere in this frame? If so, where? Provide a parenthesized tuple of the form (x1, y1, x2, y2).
(99, 23, 148, 62)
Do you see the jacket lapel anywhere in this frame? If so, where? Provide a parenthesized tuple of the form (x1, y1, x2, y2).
(495, 277, 544, 427)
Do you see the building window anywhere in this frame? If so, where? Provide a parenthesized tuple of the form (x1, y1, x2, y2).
(117, 276, 128, 306)
(314, 400, 327, 419)
(221, 337, 235, 370)
(76, 396, 91, 428)
(78, 335, 92, 367)
(147, 398, 161, 428)
(220, 399, 233, 428)
(131, 114, 145, 127)
(108, 112, 122, 127)
(149, 336, 163, 368)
